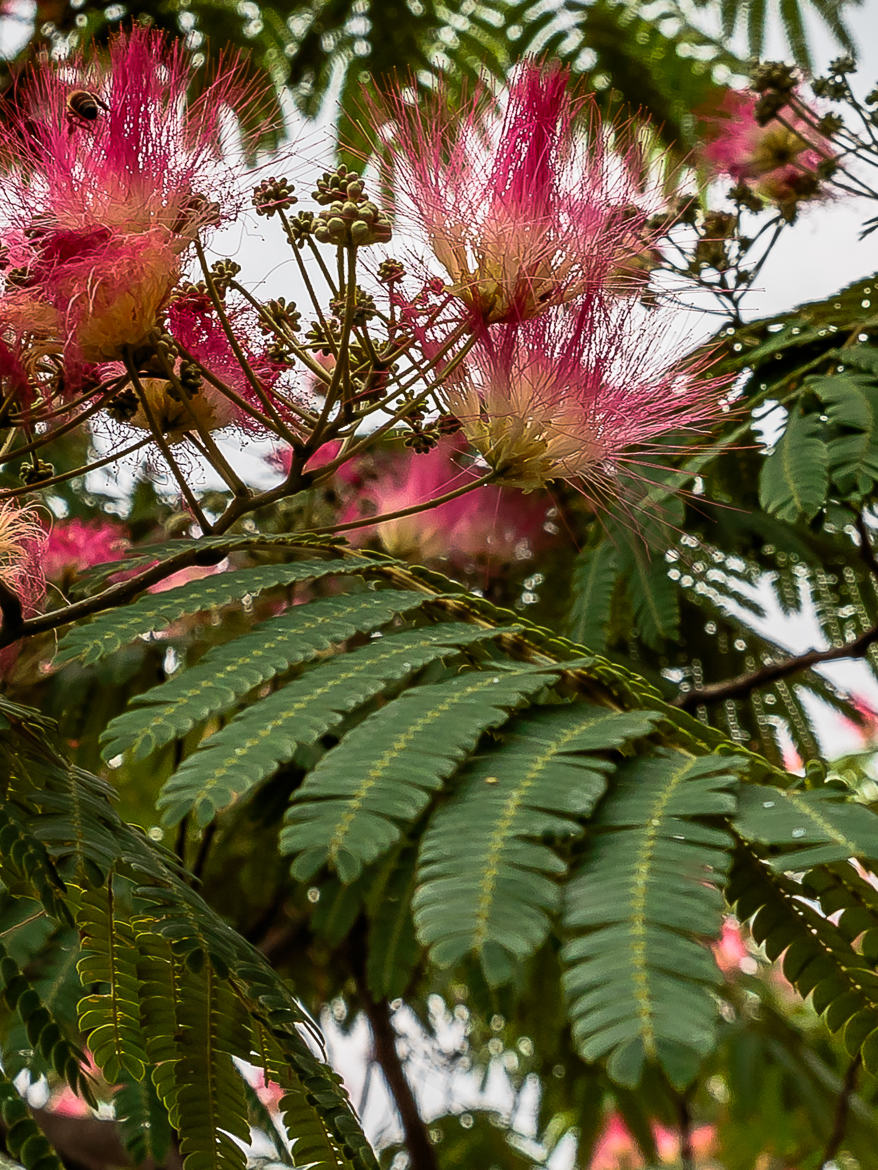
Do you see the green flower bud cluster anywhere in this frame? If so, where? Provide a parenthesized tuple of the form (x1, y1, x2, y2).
(283, 210, 315, 246)
(19, 458, 54, 485)
(252, 177, 297, 217)
(751, 62, 798, 95)
(330, 286, 377, 326)
(377, 259, 405, 283)
(313, 164, 366, 205)
(259, 298, 302, 336)
(209, 259, 241, 297)
(314, 199, 393, 247)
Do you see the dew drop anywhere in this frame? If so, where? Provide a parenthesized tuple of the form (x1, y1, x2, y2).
(762, 800, 776, 809)
(791, 827, 806, 839)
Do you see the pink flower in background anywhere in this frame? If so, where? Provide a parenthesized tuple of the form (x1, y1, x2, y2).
(589, 1113, 717, 1168)
(701, 90, 830, 212)
(713, 917, 749, 975)
(344, 440, 546, 564)
(42, 518, 128, 587)
(269, 440, 362, 487)
(0, 27, 256, 374)
(382, 60, 658, 326)
(835, 693, 878, 746)
(443, 294, 727, 494)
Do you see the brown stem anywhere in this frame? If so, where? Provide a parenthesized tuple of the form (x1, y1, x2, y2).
(677, 1094, 694, 1170)
(675, 622, 878, 710)
(360, 993, 439, 1170)
(822, 1054, 861, 1168)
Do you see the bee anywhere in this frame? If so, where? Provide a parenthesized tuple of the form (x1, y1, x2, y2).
(65, 89, 108, 131)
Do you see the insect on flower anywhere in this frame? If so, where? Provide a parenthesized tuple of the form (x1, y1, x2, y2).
(65, 89, 109, 132)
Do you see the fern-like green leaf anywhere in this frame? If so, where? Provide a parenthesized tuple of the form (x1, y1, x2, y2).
(174, 967, 251, 1170)
(0, 943, 94, 1105)
(758, 407, 829, 522)
(730, 845, 878, 1072)
(567, 540, 618, 650)
(415, 705, 662, 986)
(619, 544, 679, 648)
(365, 848, 420, 1000)
(734, 783, 878, 870)
(100, 589, 429, 763)
(115, 1074, 173, 1167)
(56, 558, 374, 667)
(159, 622, 513, 828)
(282, 664, 560, 883)
(76, 886, 149, 1082)
(562, 752, 742, 1089)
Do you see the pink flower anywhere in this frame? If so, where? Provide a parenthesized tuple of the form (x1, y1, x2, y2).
(0, 28, 255, 373)
(701, 90, 830, 212)
(713, 917, 749, 975)
(343, 440, 546, 564)
(836, 692, 878, 745)
(443, 295, 727, 495)
(589, 1113, 716, 1168)
(42, 518, 128, 588)
(380, 60, 657, 326)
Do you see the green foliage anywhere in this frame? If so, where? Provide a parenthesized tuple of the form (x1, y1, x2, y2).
(56, 557, 374, 667)
(0, 695, 378, 1170)
(415, 705, 661, 985)
(283, 663, 560, 883)
(562, 752, 741, 1089)
(758, 407, 829, 522)
(51, 538, 878, 1105)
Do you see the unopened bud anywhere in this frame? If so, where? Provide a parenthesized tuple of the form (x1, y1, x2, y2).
(252, 176, 297, 216)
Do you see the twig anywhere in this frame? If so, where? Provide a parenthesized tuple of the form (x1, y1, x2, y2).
(677, 1094, 694, 1170)
(675, 622, 878, 710)
(822, 1053, 861, 1167)
(359, 992, 438, 1170)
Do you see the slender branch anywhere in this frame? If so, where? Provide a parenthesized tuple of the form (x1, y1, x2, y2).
(676, 1094, 694, 1170)
(357, 988, 438, 1170)
(675, 622, 878, 710)
(822, 1054, 861, 1168)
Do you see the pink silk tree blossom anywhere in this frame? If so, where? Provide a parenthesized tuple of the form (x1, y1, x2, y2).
(441, 294, 728, 496)
(701, 89, 831, 212)
(343, 440, 547, 564)
(380, 61, 659, 327)
(41, 517, 128, 588)
(0, 27, 256, 374)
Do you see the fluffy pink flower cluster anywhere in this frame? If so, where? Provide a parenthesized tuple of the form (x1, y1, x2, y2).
(386, 62, 727, 497)
(386, 62, 657, 326)
(701, 90, 830, 212)
(0, 28, 253, 379)
(343, 440, 547, 565)
(41, 517, 128, 588)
